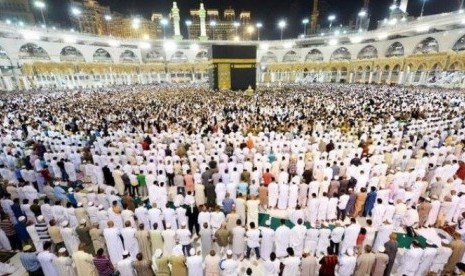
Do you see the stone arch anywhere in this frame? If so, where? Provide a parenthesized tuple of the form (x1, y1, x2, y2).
(18, 43, 50, 60)
(195, 50, 208, 61)
(282, 50, 301, 62)
(452, 35, 465, 52)
(93, 48, 113, 63)
(385, 42, 404, 58)
(145, 50, 165, 62)
(357, 45, 378, 60)
(261, 51, 278, 63)
(60, 46, 85, 62)
(305, 49, 323, 61)
(430, 63, 443, 71)
(330, 47, 351, 61)
(120, 50, 138, 63)
(171, 51, 188, 63)
(413, 37, 439, 54)
(448, 61, 462, 71)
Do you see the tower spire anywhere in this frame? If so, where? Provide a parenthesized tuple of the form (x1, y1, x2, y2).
(310, 0, 319, 34)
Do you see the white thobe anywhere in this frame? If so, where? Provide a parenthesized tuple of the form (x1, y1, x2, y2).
(318, 197, 329, 221)
(161, 229, 176, 256)
(199, 227, 213, 258)
(37, 251, 59, 276)
(371, 204, 386, 228)
(399, 247, 423, 276)
(246, 200, 259, 227)
(60, 227, 79, 255)
(54, 256, 76, 276)
(288, 184, 299, 209)
(372, 224, 394, 251)
(277, 184, 289, 210)
(340, 224, 361, 255)
(338, 255, 356, 276)
(430, 246, 452, 273)
(290, 224, 307, 256)
(275, 225, 291, 257)
(268, 183, 279, 208)
(317, 228, 331, 255)
(121, 227, 140, 259)
(117, 258, 136, 276)
(231, 226, 246, 256)
(103, 227, 125, 264)
(426, 200, 441, 226)
(186, 255, 203, 276)
(282, 256, 300, 276)
(259, 227, 275, 260)
(220, 259, 238, 276)
(416, 247, 437, 275)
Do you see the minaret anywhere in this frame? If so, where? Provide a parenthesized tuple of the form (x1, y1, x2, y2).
(399, 0, 408, 13)
(199, 1, 208, 40)
(171, 2, 183, 40)
(364, 0, 369, 9)
(310, 0, 319, 34)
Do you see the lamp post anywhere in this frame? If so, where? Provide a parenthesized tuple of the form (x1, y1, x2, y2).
(278, 20, 286, 40)
(185, 20, 192, 40)
(34, 1, 46, 28)
(420, 0, 427, 17)
(233, 21, 240, 38)
(210, 20, 217, 40)
(161, 18, 168, 39)
(328, 14, 336, 32)
(302, 18, 309, 37)
(256, 22, 262, 40)
(71, 7, 82, 32)
(104, 15, 112, 36)
(358, 10, 367, 31)
(247, 26, 254, 40)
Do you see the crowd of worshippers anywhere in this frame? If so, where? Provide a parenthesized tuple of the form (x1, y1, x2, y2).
(0, 83, 465, 276)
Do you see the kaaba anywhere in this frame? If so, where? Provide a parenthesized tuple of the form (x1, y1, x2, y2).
(210, 45, 257, 91)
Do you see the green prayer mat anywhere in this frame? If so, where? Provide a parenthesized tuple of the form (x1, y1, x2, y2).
(258, 213, 427, 249)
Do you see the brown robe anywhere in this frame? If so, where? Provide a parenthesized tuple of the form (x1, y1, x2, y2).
(258, 186, 268, 207)
(372, 252, 389, 276)
(134, 259, 154, 276)
(354, 192, 367, 217)
(354, 252, 376, 276)
(418, 201, 432, 227)
(444, 239, 465, 273)
(170, 255, 187, 276)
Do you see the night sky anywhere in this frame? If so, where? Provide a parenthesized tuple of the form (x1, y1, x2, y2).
(43, 0, 462, 39)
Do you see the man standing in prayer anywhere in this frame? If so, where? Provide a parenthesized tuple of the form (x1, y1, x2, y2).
(72, 243, 97, 276)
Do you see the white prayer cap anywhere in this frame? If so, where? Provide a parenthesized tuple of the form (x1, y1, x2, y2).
(80, 219, 87, 225)
(441, 239, 450, 245)
(86, 187, 93, 192)
(98, 205, 104, 210)
(122, 250, 130, 256)
(54, 182, 60, 186)
(23, 245, 33, 251)
(58, 247, 67, 253)
(61, 220, 69, 227)
(425, 197, 431, 202)
(265, 220, 271, 226)
(334, 175, 339, 180)
(226, 250, 233, 256)
(68, 188, 74, 193)
(189, 248, 196, 256)
(303, 248, 310, 254)
(347, 248, 354, 256)
(37, 215, 44, 221)
(166, 223, 171, 228)
(431, 195, 439, 200)
(154, 249, 163, 258)
(378, 246, 385, 253)
(77, 202, 83, 207)
(18, 216, 26, 222)
(181, 222, 187, 227)
(88, 202, 94, 207)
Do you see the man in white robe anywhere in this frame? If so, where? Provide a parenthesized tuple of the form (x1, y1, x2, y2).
(60, 221, 79, 255)
(290, 219, 306, 257)
(268, 181, 279, 208)
(37, 241, 59, 276)
(136, 204, 152, 230)
(199, 222, 213, 258)
(416, 244, 437, 275)
(231, 220, 246, 259)
(371, 199, 386, 228)
(121, 221, 140, 259)
(430, 240, 453, 275)
(55, 248, 76, 276)
(275, 219, 291, 258)
(219, 250, 238, 276)
(340, 218, 360, 255)
(306, 194, 319, 226)
(116, 251, 135, 276)
(259, 220, 275, 260)
(186, 249, 203, 276)
(161, 224, 176, 256)
(398, 241, 423, 276)
(426, 195, 441, 226)
(338, 248, 357, 276)
(103, 221, 125, 265)
(246, 196, 259, 227)
(288, 182, 299, 209)
(318, 193, 329, 222)
(277, 183, 289, 210)
(282, 248, 301, 276)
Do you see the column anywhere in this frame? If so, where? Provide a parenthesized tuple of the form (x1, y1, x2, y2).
(368, 72, 373, 83)
(199, 3, 207, 40)
(398, 71, 404, 85)
(171, 2, 183, 40)
(349, 72, 354, 83)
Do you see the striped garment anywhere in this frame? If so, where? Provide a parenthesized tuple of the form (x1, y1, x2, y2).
(0, 219, 15, 236)
(93, 256, 114, 276)
(35, 223, 51, 241)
